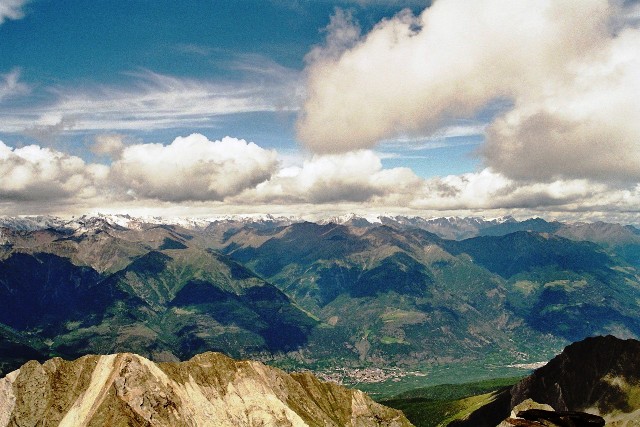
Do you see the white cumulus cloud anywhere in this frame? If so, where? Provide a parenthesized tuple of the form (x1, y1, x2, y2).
(91, 134, 126, 157)
(0, 136, 639, 223)
(483, 28, 640, 182)
(236, 149, 423, 205)
(0, 141, 107, 202)
(109, 134, 278, 202)
(0, 0, 28, 24)
(298, 0, 640, 183)
(414, 169, 611, 211)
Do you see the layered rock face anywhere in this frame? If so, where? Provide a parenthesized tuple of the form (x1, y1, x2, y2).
(498, 399, 605, 427)
(0, 352, 412, 427)
(451, 336, 640, 427)
(510, 335, 640, 424)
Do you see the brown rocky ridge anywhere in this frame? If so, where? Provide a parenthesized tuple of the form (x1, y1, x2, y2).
(0, 351, 412, 427)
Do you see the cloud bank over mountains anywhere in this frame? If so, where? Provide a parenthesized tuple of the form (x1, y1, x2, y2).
(0, 141, 107, 203)
(1, 134, 639, 223)
(297, 0, 640, 184)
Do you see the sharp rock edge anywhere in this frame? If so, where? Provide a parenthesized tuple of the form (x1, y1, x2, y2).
(0, 352, 413, 427)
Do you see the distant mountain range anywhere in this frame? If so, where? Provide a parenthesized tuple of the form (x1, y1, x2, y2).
(0, 219, 317, 375)
(1, 214, 640, 384)
(3, 212, 639, 242)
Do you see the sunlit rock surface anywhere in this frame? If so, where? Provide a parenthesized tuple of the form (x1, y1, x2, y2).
(0, 352, 412, 427)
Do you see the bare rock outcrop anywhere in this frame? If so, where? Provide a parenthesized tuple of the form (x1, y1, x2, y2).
(498, 399, 605, 427)
(0, 352, 412, 427)
(449, 336, 640, 427)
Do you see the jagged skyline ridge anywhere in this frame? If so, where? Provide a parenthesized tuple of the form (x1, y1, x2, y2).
(1, 212, 638, 237)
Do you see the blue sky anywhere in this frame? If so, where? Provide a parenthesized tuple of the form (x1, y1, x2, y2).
(1, 0, 639, 222)
(1, 0, 467, 171)
(1, 1, 425, 78)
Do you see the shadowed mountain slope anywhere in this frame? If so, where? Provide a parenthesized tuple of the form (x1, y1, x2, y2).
(451, 336, 640, 426)
(1, 216, 640, 381)
(0, 232, 317, 372)
(222, 222, 640, 364)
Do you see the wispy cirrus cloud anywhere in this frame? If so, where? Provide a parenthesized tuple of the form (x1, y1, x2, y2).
(0, 60, 303, 134)
(0, 68, 29, 102)
(173, 43, 217, 57)
(379, 124, 485, 151)
(51, 68, 300, 130)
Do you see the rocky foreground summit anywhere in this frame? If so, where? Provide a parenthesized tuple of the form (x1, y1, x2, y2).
(0, 351, 412, 427)
(452, 336, 640, 426)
